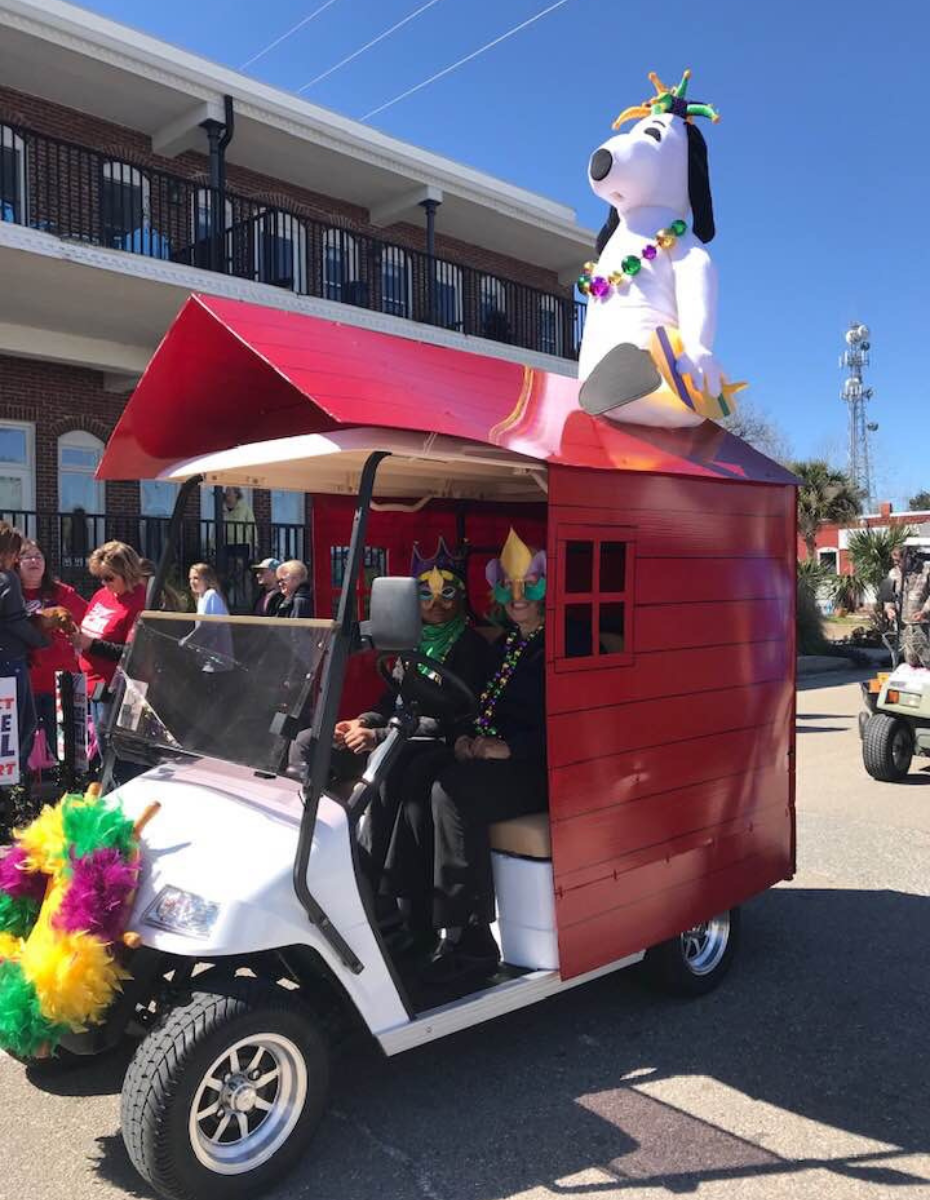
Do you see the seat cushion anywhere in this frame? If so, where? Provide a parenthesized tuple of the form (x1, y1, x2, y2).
(489, 812, 551, 859)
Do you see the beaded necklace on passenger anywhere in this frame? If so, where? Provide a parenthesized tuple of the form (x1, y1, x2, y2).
(474, 624, 544, 738)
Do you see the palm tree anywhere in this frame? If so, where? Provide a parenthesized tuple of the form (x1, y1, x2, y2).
(793, 460, 862, 559)
(846, 525, 912, 591)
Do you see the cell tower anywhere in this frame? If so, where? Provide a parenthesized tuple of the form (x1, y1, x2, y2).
(840, 321, 877, 508)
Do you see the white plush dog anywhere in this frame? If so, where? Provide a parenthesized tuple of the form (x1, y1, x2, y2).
(578, 71, 742, 429)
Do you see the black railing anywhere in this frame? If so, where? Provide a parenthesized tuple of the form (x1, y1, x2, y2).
(0, 122, 587, 360)
(2, 510, 306, 610)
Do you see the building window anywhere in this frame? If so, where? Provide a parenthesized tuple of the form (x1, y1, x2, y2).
(433, 260, 463, 330)
(254, 211, 307, 292)
(0, 421, 35, 516)
(555, 526, 635, 669)
(140, 481, 179, 563)
(479, 276, 509, 341)
(0, 126, 26, 224)
(101, 161, 151, 250)
(191, 188, 233, 270)
(818, 549, 839, 574)
(381, 245, 411, 318)
(538, 295, 565, 357)
(323, 228, 364, 305)
(59, 432, 104, 568)
(271, 490, 306, 562)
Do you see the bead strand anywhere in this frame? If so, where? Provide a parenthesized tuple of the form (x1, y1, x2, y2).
(473, 626, 543, 737)
(579, 218, 688, 299)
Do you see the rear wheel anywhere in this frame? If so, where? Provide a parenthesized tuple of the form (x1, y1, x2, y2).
(862, 713, 913, 781)
(644, 908, 740, 997)
(120, 978, 329, 1200)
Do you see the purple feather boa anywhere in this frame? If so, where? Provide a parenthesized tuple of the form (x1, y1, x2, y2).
(0, 847, 48, 904)
(53, 847, 139, 944)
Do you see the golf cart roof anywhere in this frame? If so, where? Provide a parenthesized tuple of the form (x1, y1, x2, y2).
(98, 295, 796, 492)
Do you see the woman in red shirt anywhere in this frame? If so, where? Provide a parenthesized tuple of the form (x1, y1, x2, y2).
(74, 541, 147, 772)
(18, 539, 87, 757)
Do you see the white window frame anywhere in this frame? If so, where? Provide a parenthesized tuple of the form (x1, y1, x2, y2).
(0, 126, 26, 224)
(254, 210, 307, 293)
(538, 294, 564, 357)
(433, 260, 463, 330)
(323, 228, 360, 303)
(380, 245, 412, 318)
(0, 419, 35, 515)
(58, 430, 104, 515)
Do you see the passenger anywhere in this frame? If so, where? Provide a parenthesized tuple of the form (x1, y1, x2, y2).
(381, 528, 547, 985)
(334, 540, 495, 920)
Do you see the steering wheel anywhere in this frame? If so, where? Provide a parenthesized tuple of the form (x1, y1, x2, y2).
(376, 651, 476, 721)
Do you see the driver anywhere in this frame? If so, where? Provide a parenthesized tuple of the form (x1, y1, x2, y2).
(334, 540, 494, 915)
(380, 528, 548, 985)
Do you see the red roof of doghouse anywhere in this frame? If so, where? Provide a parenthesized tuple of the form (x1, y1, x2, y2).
(98, 294, 796, 485)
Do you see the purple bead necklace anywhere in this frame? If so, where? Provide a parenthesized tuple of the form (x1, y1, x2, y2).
(473, 624, 544, 738)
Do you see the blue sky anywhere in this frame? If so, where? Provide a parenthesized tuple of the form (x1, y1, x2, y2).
(88, 0, 926, 506)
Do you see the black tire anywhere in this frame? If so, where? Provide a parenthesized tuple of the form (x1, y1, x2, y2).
(644, 908, 740, 997)
(862, 713, 913, 782)
(120, 977, 329, 1200)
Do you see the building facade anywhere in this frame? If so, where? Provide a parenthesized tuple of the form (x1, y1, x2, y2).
(801, 502, 930, 575)
(0, 0, 594, 604)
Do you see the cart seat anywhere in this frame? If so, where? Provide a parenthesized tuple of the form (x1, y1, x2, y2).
(489, 812, 551, 859)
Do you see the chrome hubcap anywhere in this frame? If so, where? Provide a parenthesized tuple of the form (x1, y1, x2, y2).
(680, 912, 730, 976)
(189, 1033, 307, 1175)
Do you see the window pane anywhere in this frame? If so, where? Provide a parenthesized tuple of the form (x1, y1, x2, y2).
(271, 489, 304, 524)
(564, 602, 592, 658)
(60, 446, 100, 470)
(331, 546, 348, 588)
(141, 480, 178, 517)
(599, 602, 625, 654)
(565, 541, 593, 593)
(0, 477, 24, 509)
(600, 542, 627, 592)
(1, 144, 21, 216)
(0, 428, 27, 465)
(60, 473, 100, 513)
(363, 547, 387, 589)
(102, 171, 145, 244)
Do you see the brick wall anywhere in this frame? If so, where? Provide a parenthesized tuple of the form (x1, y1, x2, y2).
(0, 84, 569, 295)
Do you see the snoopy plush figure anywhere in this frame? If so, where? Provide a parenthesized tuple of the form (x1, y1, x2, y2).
(578, 70, 744, 429)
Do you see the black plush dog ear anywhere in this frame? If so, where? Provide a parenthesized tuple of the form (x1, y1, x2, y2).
(595, 205, 619, 256)
(686, 122, 715, 244)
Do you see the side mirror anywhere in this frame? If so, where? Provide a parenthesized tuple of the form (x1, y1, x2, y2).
(364, 577, 421, 652)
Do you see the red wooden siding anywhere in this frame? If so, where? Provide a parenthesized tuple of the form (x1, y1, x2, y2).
(546, 467, 797, 980)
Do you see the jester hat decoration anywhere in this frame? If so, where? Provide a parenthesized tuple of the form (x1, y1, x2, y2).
(486, 529, 547, 605)
(411, 537, 467, 602)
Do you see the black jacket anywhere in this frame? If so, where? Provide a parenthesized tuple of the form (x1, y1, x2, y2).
(277, 583, 313, 619)
(360, 624, 495, 743)
(475, 627, 546, 764)
(253, 588, 284, 617)
(0, 570, 49, 661)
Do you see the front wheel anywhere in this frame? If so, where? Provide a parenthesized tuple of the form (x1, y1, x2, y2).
(644, 908, 740, 997)
(121, 978, 329, 1200)
(862, 713, 913, 782)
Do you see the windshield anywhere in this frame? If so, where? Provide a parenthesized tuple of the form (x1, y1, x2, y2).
(114, 613, 336, 775)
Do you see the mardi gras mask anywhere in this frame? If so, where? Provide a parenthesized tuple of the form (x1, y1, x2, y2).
(417, 566, 465, 604)
(486, 528, 547, 605)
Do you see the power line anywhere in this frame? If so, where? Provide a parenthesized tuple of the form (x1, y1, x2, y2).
(241, 0, 343, 70)
(360, 0, 575, 122)
(298, 0, 445, 93)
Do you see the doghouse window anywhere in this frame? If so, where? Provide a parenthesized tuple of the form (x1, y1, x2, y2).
(555, 526, 635, 670)
(330, 545, 387, 618)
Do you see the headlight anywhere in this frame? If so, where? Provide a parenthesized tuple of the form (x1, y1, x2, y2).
(143, 887, 220, 939)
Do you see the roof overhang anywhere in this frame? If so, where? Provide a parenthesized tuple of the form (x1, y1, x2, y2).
(0, 0, 595, 277)
(98, 294, 798, 490)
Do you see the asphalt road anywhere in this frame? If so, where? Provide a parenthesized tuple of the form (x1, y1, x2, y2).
(2, 671, 929, 1200)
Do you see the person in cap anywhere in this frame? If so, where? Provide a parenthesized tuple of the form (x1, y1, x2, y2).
(381, 528, 547, 984)
(333, 539, 494, 933)
(252, 557, 283, 616)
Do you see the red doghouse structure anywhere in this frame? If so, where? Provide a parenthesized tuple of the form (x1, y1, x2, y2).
(100, 295, 797, 979)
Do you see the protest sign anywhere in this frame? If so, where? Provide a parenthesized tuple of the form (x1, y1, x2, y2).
(0, 676, 20, 786)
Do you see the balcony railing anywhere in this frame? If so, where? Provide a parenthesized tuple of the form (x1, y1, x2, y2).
(0, 122, 587, 360)
(4, 510, 305, 611)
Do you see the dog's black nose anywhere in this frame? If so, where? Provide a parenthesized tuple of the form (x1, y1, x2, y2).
(589, 148, 613, 182)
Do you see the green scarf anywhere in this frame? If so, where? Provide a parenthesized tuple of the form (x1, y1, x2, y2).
(419, 611, 467, 663)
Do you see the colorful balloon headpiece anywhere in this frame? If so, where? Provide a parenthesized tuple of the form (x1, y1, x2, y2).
(486, 529, 547, 604)
(411, 537, 467, 601)
(612, 69, 720, 131)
